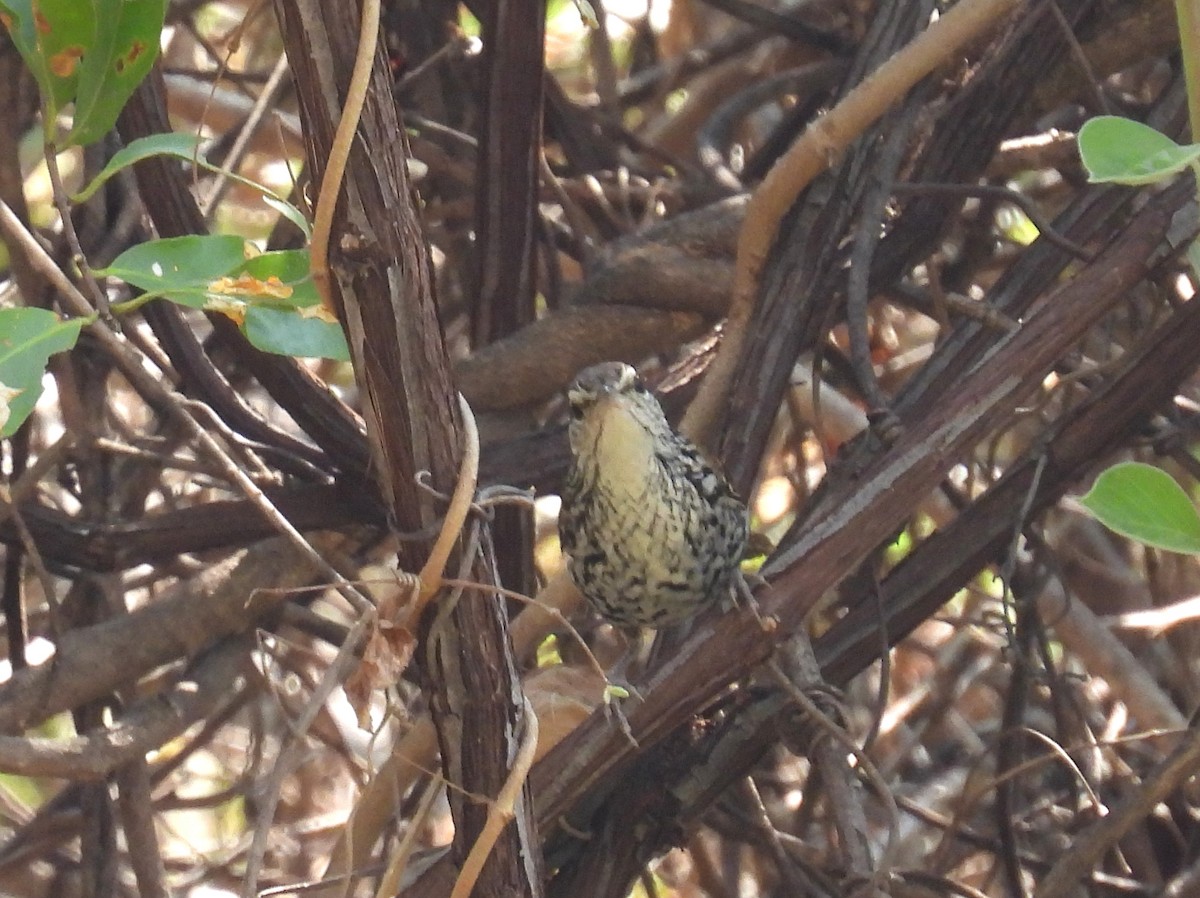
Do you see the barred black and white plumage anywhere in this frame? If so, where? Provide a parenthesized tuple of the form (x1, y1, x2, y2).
(558, 362, 749, 628)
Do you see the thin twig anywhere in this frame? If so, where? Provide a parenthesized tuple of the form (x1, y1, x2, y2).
(200, 52, 293, 218)
(373, 774, 443, 898)
(43, 144, 110, 318)
(309, 0, 380, 311)
(0, 198, 374, 614)
(448, 697, 539, 898)
(682, 0, 1024, 448)
(766, 658, 901, 897)
(412, 393, 480, 617)
(241, 608, 376, 898)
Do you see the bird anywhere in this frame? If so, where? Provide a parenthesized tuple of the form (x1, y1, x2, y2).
(558, 361, 749, 632)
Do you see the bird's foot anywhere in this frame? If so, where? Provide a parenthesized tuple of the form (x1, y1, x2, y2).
(602, 680, 642, 748)
(732, 570, 776, 633)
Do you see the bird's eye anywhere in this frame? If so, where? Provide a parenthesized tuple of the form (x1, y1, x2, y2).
(633, 381, 648, 394)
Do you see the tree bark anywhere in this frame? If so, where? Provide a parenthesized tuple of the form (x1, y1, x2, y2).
(271, 3, 541, 896)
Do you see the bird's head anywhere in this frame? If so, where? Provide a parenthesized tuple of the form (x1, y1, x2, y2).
(565, 362, 671, 462)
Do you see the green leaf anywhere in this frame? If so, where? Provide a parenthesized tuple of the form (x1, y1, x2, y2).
(1079, 461, 1200, 554)
(242, 306, 349, 361)
(0, 307, 84, 437)
(100, 234, 248, 307)
(100, 235, 345, 360)
(72, 132, 203, 202)
(0, 0, 165, 148)
(262, 194, 311, 238)
(68, 0, 168, 146)
(73, 133, 310, 231)
(227, 250, 345, 358)
(0, 0, 95, 112)
(234, 250, 321, 308)
(1077, 116, 1200, 186)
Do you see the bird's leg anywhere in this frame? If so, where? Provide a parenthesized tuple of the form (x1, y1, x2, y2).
(603, 692, 639, 748)
(608, 626, 647, 688)
(601, 626, 645, 747)
(731, 569, 769, 628)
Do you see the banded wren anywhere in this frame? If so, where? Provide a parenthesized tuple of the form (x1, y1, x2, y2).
(558, 362, 749, 630)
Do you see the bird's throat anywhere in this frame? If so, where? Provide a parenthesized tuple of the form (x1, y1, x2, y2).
(589, 402, 660, 498)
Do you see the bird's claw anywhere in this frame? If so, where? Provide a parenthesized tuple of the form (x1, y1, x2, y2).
(603, 680, 641, 748)
(732, 570, 771, 630)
